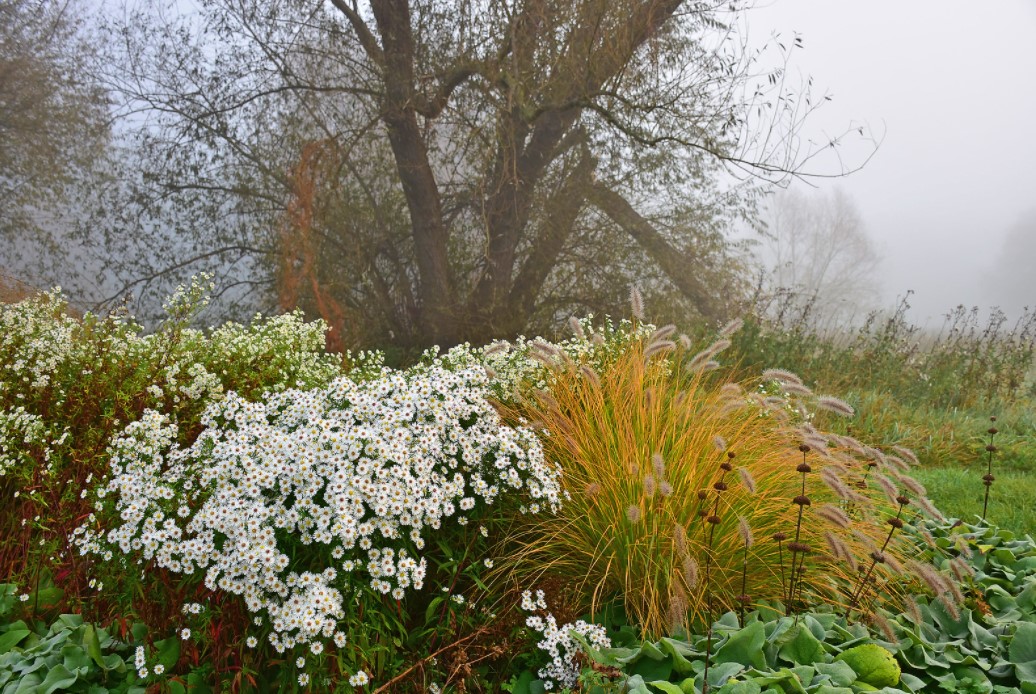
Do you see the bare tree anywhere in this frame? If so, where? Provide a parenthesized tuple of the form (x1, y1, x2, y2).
(755, 187, 882, 328)
(95, 0, 869, 346)
(983, 207, 1036, 319)
(0, 0, 108, 245)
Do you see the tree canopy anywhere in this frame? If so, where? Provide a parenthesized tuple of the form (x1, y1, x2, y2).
(0, 0, 108, 257)
(96, 0, 859, 348)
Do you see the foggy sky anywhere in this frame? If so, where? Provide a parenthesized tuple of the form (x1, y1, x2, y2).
(747, 0, 1036, 322)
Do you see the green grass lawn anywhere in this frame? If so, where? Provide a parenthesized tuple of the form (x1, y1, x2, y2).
(913, 466, 1036, 538)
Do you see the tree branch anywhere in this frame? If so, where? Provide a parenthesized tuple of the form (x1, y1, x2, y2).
(588, 183, 723, 321)
(328, 0, 385, 68)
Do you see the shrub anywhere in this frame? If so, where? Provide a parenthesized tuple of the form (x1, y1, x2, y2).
(75, 364, 561, 684)
(0, 279, 346, 597)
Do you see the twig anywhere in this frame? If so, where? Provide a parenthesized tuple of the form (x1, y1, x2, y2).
(372, 628, 486, 694)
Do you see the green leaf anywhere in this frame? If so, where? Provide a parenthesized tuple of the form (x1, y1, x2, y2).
(814, 661, 857, 687)
(154, 637, 180, 670)
(715, 621, 767, 670)
(658, 638, 701, 675)
(40, 663, 79, 693)
(717, 680, 762, 694)
(81, 625, 105, 670)
(778, 624, 826, 666)
(1015, 660, 1036, 685)
(424, 596, 445, 625)
(185, 671, 213, 693)
(647, 681, 685, 694)
(629, 651, 673, 681)
(0, 629, 31, 654)
(707, 662, 745, 686)
(11, 671, 43, 694)
(508, 670, 534, 694)
(129, 623, 147, 643)
(60, 644, 93, 673)
(1010, 622, 1036, 664)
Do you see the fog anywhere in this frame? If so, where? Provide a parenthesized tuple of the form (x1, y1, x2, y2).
(748, 0, 1036, 323)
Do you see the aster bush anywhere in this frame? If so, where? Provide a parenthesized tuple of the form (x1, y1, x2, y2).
(0, 278, 347, 604)
(75, 363, 563, 685)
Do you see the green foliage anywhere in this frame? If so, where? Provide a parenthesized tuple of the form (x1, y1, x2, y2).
(2, 288, 1033, 692)
(0, 584, 146, 693)
(555, 518, 1036, 694)
(834, 644, 899, 688)
(730, 298, 1036, 412)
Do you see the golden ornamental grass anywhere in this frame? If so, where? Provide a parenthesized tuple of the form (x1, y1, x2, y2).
(495, 334, 935, 637)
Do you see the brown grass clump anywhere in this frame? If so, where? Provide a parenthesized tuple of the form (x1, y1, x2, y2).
(496, 330, 940, 637)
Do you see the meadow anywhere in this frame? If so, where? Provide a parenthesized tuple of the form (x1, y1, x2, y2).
(1, 280, 1034, 693)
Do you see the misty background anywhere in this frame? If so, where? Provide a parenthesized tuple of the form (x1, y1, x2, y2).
(2, 0, 1034, 338)
(750, 0, 1036, 323)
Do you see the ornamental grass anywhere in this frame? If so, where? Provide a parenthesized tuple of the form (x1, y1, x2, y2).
(496, 323, 944, 637)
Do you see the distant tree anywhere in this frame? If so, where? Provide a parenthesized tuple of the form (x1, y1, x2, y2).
(983, 207, 1036, 318)
(95, 0, 869, 347)
(754, 187, 882, 328)
(0, 0, 108, 250)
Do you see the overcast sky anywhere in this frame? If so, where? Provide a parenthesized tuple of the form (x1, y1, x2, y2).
(746, 0, 1036, 322)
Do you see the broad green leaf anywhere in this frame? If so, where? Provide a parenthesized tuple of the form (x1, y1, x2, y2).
(714, 621, 766, 670)
(658, 638, 701, 675)
(11, 671, 43, 694)
(60, 644, 93, 673)
(717, 681, 761, 694)
(706, 661, 745, 686)
(81, 625, 105, 670)
(507, 670, 534, 694)
(778, 624, 826, 666)
(814, 661, 857, 686)
(54, 615, 82, 632)
(1014, 660, 1036, 685)
(0, 629, 30, 654)
(154, 637, 180, 670)
(185, 671, 213, 694)
(1010, 622, 1036, 664)
(646, 681, 684, 694)
(40, 663, 79, 694)
(629, 652, 673, 681)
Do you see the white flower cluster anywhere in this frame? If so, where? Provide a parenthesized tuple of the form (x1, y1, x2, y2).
(0, 407, 47, 476)
(521, 590, 611, 691)
(0, 289, 77, 395)
(0, 282, 343, 486)
(77, 366, 561, 653)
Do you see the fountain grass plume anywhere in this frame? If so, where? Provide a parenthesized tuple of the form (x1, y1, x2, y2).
(493, 325, 938, 637)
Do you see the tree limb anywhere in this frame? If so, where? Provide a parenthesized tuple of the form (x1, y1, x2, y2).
(587, 183, 723, 321)
(328, 0, 386, 68)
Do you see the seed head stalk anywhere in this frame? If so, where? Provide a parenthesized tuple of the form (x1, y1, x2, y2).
(786, 445, 812, 615)
(701, 451, 735, 694)
(981, 417, 998, 522)
(737, 516, 753, 625)
(847, 494, 910, 616)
